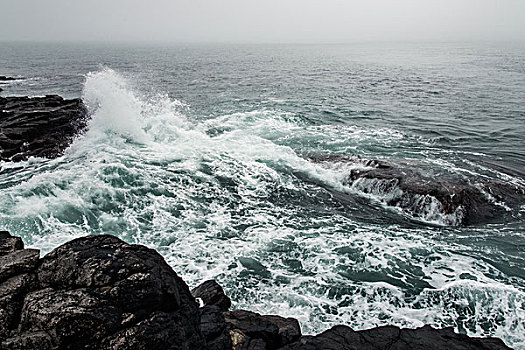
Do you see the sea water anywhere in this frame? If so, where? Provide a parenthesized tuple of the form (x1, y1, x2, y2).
(1, 42, 524, 348)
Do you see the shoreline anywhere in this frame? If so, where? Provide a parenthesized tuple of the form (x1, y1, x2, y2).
(0, 232, 512, 349)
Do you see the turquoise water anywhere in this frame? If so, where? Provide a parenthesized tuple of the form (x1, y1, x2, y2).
(1, 42, 524, 348)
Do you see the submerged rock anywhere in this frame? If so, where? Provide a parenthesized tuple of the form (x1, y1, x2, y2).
(0, 95, 88, 162)
(0, 232, 512, 349)
(0, 76, 18, 81)
(311, 155, 524, 226)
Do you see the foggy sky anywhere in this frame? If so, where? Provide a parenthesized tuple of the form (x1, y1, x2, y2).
(1, 0, 524, 43)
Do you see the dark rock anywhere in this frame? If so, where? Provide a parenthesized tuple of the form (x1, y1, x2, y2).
(199, 305, 233, 350)
(1, 234, 205, 350)
(100, 311, 201, 350)
(19, 288, 121, 347)
(262, 315, 301, 346)
(0, 273, 37, 338)
(0, 76, 18, 81)
(2, 331, 54, 350)
(0, 95, 88, 161)
(192, 279, 232, 311)
(0, 248, 40, 282)
(280, 324, 511, 350)
(192, 281, 233, 349)
(0, 231, 24, 256)
(239, 257, 271, 278)
(225, 309, 301, 349)
(0, 87, 3, 93)
(229, 329, 266, 350)
(310, 155, 525, 226)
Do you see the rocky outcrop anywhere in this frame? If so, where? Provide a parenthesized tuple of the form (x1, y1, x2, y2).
(0, 232, 205, 349)
(311, 155, 525, 226)
(0, 95, 88, 162)
(0, 76, 18, 81)
(0, 232, 512, 349)
(0, 76, 20, 94)
(281, 325, 510, 350)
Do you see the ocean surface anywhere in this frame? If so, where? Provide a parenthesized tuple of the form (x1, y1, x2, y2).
(1, 42, 524, 348)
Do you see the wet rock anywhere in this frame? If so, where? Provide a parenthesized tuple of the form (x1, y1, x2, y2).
(0, 273, 37, 338)
(311, 155, 524, 226)
(229, 328, 266, 350)
(0, 248, 40, 282)
(0, 95, 88, 161)
(225, 309, 301, 349)
(0, 231, 24, 256)
(281, 324, 511, 350)
(2, 331, 54, 350)
(200, 305, 233, 350)
(0, 76, 18, 81)
(1, 234, 205, 350)
(192, 280, 233, 349)
(239, 257, 271, 278)
(193, 279, 232, 311)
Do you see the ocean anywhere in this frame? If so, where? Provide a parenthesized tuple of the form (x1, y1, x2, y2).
(1, 42, 524, 348)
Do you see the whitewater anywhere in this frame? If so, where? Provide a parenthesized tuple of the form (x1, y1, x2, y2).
(1, 43, 524, 348)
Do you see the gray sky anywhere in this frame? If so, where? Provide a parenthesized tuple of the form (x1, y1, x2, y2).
(1, 0, 524, 43)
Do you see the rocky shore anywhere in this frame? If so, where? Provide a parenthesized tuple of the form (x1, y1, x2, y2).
(0, 232, 511, 349)
(0, 95, 88, 162)
(0, 93, 520, 348)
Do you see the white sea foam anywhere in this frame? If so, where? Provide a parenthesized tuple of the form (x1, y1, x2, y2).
(348, 177, 465, 226)
(82, 68, 148, 143)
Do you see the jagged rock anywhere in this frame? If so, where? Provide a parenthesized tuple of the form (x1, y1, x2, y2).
(192, 282, 301, 350)
(0, 273, 37, 338)
(311, 155, 524, 226)
(0, 95, 88, 161)
(199, 305, 233, 350)
(0, 231, 24, 255)
(1, 234, 205, 350)
(225, 309, 301, 349)
(192, 280, 233, 349)
(2, 331, 54, 350)
(0, 76, 18, 81)
(280, 324, 511, 350)
(229, 328, 266, 350)
(192, 280, 232, 312)
(0, 248, 39, 282)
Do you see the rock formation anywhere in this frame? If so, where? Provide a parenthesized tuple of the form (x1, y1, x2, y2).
(311, 155, 524, 226)
(280, 325, 510, 350)
(0, 95, 88, 162)
(0, 232, 512, 349)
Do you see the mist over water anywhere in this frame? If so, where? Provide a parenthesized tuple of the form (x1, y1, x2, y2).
(1, 43, 525, 348)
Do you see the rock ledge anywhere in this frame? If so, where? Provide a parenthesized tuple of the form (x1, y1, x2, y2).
(0, 95, 88, 162)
